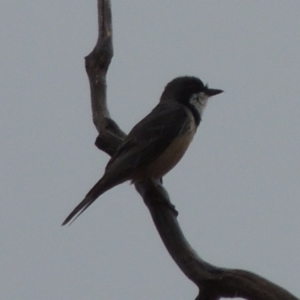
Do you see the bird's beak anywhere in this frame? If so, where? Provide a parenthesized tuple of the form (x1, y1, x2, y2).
(206, 88, 224, 97)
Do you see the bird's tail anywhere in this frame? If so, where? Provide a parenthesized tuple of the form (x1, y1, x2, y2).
(62, 177, 113, 226)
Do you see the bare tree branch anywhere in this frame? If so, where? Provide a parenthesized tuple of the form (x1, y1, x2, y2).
(83, 1, 299, 299)
(85, 0, 126, 156)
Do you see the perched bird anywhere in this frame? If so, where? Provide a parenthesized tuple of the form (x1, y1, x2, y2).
(62, 76, 223, 225)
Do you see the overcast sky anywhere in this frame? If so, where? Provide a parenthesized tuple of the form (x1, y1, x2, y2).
(1, 1, 300, 299)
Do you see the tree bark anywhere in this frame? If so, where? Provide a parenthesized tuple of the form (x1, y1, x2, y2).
(84, 1, 299, 299)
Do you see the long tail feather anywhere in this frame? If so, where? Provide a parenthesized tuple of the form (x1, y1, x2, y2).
(62, 177, 111, 226)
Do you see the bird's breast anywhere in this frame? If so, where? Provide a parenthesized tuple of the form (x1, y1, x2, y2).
(133, 116, 197, 180)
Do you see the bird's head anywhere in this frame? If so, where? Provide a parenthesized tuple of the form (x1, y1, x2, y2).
(160, 76, 223, 115)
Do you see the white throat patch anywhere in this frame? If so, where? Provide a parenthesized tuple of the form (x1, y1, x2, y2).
(189, 92, 209, 116)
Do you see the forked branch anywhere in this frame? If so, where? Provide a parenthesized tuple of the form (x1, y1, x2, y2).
(84, 1, 298, 299)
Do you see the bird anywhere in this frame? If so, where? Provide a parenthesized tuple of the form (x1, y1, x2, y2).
(62, 76, 223, 225)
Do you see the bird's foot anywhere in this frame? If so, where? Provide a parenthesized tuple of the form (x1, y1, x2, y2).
(135, 179, 179, 216)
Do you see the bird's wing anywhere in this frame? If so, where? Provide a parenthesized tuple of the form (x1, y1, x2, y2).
(62, 104, 190, 226)
(104, 103, 190, 181)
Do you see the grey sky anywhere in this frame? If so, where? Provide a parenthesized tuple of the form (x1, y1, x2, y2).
(1, 1, 300, 299)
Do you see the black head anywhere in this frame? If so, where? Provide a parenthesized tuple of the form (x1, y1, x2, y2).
(160, 76, 223, 105)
